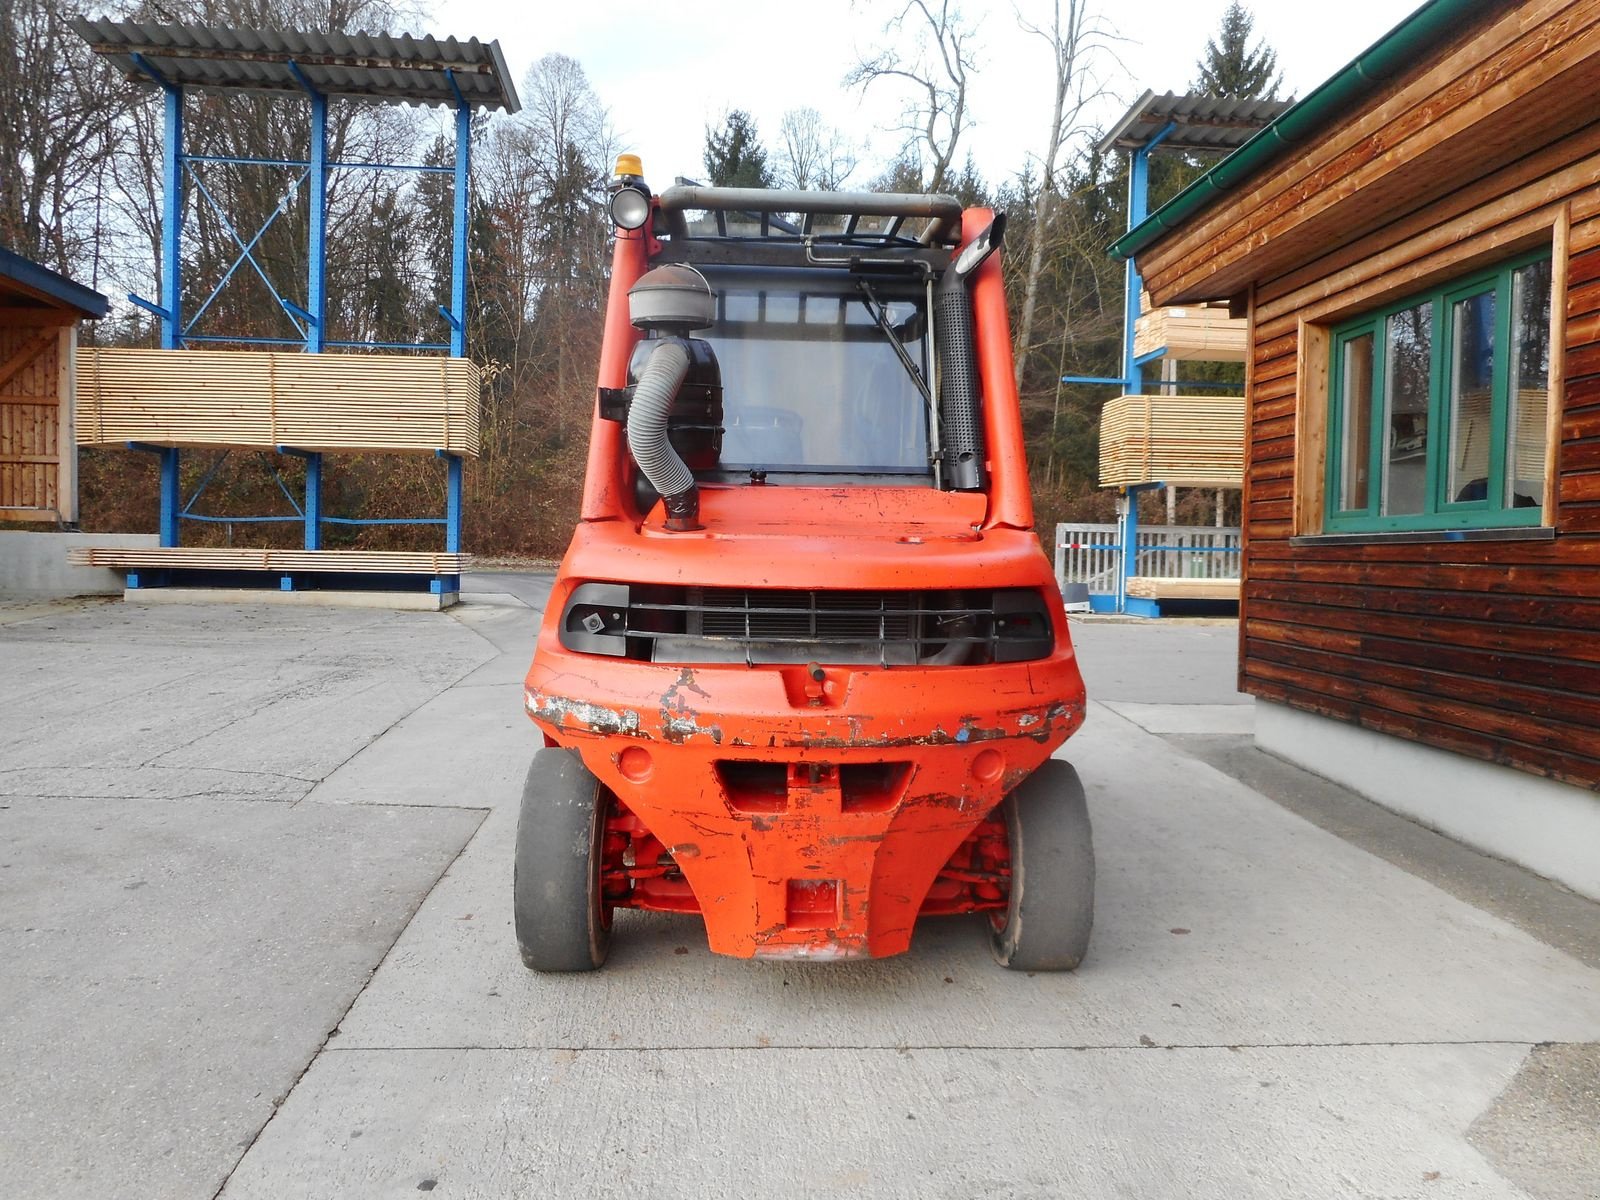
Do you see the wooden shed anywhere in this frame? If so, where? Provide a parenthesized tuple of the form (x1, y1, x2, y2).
(0, 249, 107, 525)
(1114, 0, 1600, 898)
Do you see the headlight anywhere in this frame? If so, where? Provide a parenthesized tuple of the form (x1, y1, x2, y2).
(610, 186, 651, 231)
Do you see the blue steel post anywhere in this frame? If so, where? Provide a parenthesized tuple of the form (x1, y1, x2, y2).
(304, 453, 322, 549)
(307, 89, 328, 352)
(1121, 122, 1176, 397)
(159, 448, 181, 546)
(161, 87, 184, 349)
(449, 87, 471, 358)
(445, 453, 463, 553)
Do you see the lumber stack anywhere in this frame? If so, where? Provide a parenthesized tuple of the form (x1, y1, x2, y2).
(67, 547, 469, 574)
(77, 348, 481, 457)
(1099, 393, 1246, 489)
(1133, 303, 1248, 362)
(1126, 576, 1240, 601)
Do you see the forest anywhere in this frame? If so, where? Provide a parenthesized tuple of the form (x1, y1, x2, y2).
(1, 0, 1283, 558)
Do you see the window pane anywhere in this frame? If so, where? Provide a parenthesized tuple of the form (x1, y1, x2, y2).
(1507, 259, 1552, 510)
(1338, 333, 1374, 511)
(1446, 290, 1496, 504)
(1382, 301, 1432, 516)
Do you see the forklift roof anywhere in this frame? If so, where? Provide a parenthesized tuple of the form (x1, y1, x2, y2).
(656, 185, 964, 250)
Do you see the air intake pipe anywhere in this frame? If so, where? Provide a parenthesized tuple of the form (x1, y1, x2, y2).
(622, 265, 721, 532)
(934, 213, 1005, 491)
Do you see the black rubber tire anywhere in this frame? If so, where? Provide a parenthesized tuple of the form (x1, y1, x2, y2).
(513, 748, 612, 972)
(989, 759, 1095, 971)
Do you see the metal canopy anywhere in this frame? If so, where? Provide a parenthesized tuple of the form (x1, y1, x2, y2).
(71, 18, 520, 112)
(1095, 90, 1293, 156)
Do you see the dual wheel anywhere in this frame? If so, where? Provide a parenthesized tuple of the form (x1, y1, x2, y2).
(512, 749, 1094, 973)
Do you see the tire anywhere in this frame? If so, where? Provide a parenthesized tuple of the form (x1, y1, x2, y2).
(514, 748, 613, 972)
(989, 759, 1095, 971)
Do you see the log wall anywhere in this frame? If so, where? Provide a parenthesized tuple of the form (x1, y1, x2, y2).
(1133, 0, 1600, 789)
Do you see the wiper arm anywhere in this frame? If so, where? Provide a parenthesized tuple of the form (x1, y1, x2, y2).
(855, 279, 931, 408)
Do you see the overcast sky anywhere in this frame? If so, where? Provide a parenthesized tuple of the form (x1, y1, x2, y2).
(423, 1, 1413, 188)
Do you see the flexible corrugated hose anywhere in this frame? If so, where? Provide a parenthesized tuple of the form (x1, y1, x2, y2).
(626, 338, 699, 528)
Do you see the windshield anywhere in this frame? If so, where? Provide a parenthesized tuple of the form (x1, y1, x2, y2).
(697, 265, 931, 477)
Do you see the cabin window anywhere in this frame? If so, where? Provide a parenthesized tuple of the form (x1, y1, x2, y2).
(1325, 251, 1551, 531)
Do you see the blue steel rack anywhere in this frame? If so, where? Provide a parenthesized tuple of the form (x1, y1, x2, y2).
(74, 19, 520, 594)
(1066, 90, 1292, 613)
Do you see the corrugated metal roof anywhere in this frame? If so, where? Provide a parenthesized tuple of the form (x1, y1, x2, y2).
(71, 18, 520, 113)
(0, 247, 109, 317)
(1095, 90, 1294, 156)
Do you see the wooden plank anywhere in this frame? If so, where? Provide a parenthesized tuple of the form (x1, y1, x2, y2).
(1141, 0, 1578, 292)
(1259, 202, 1563, 331)
(1245, 630, 1600, 734)
(1260, 115, 1600, 311)
(1132, 303, 1248, 362)
(1245, 578, 1600, 635)
(1125, 576, 1240, 601)
(1098, 393, 1246, 488)
(1147, 4, 1600, 303)
(0, 330, 55, 392)
(77, 348, 483, 457)
(1243, 669, 1600, 790)
(66, 547, 469, 574)
(1290, 319, 1328, 536)
(56, 326, 76, 525)
(1549, 203, 1572, 517)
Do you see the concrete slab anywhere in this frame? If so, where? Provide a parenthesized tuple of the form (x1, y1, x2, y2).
(218, 1043, 1531, 1199)
(1070, 620, 1247, 705)
(307, 682, 539, 809)
(0, 604, 495, 778)
(0, 797, 483, 1200)
(1101, 700, 1255, 735)
(331, 704, 1600, 1053)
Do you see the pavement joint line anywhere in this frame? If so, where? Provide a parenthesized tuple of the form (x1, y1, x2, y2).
(0, 764, 325, 785)
(291, 656, 500, 809)
(205, 803, 491, 1200)
(319, 1039, 1596, 1054)
(0, 791, 313, 803)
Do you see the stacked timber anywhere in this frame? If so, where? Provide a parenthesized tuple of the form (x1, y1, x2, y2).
(1133, 302, 1248, 362)
(77, 348, 481, 457)
(67, 547, 468, 574)
(1125, 577, 1240, 601)
(1098, 392, 1246, 489)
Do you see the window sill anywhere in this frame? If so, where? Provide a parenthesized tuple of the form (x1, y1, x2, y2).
(1290, 526, 1556, 547)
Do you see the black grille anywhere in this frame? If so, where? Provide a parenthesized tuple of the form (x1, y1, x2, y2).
(698, 589, 917, 642)
(560, 584, 1054, 667)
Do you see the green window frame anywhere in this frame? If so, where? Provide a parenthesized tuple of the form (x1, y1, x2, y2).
(1324, 249, 1552, 533)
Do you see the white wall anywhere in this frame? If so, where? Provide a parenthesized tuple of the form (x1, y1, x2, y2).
(1257, 700, 1600, 902)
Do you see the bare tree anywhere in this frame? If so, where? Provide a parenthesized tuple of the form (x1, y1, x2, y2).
(1012, 0, 1118, 391)
(0, 0, 136, 278)
(775, 108, 859, 191)
(846, 1, 978, 194)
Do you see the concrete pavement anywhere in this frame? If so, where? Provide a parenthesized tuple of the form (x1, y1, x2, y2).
(2, 580, 1596, 1198)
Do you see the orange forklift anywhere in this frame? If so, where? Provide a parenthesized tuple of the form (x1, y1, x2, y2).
(517, 158, 1092, 970)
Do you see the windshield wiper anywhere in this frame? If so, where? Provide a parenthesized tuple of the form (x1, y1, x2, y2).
(854, 279, 931, 408)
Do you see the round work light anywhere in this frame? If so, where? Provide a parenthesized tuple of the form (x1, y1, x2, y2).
(610, 186, 651, 231)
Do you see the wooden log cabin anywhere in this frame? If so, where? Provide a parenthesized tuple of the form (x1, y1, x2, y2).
(0, 249, 107, 525)
(1112, 0, 1600, 898)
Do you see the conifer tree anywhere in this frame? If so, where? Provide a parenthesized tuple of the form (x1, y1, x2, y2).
(1193, 3, 1282, 100)
(703, 111, 773, 188)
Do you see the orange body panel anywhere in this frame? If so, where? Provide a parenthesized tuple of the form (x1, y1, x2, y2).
(527, 204, 1086, 959)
